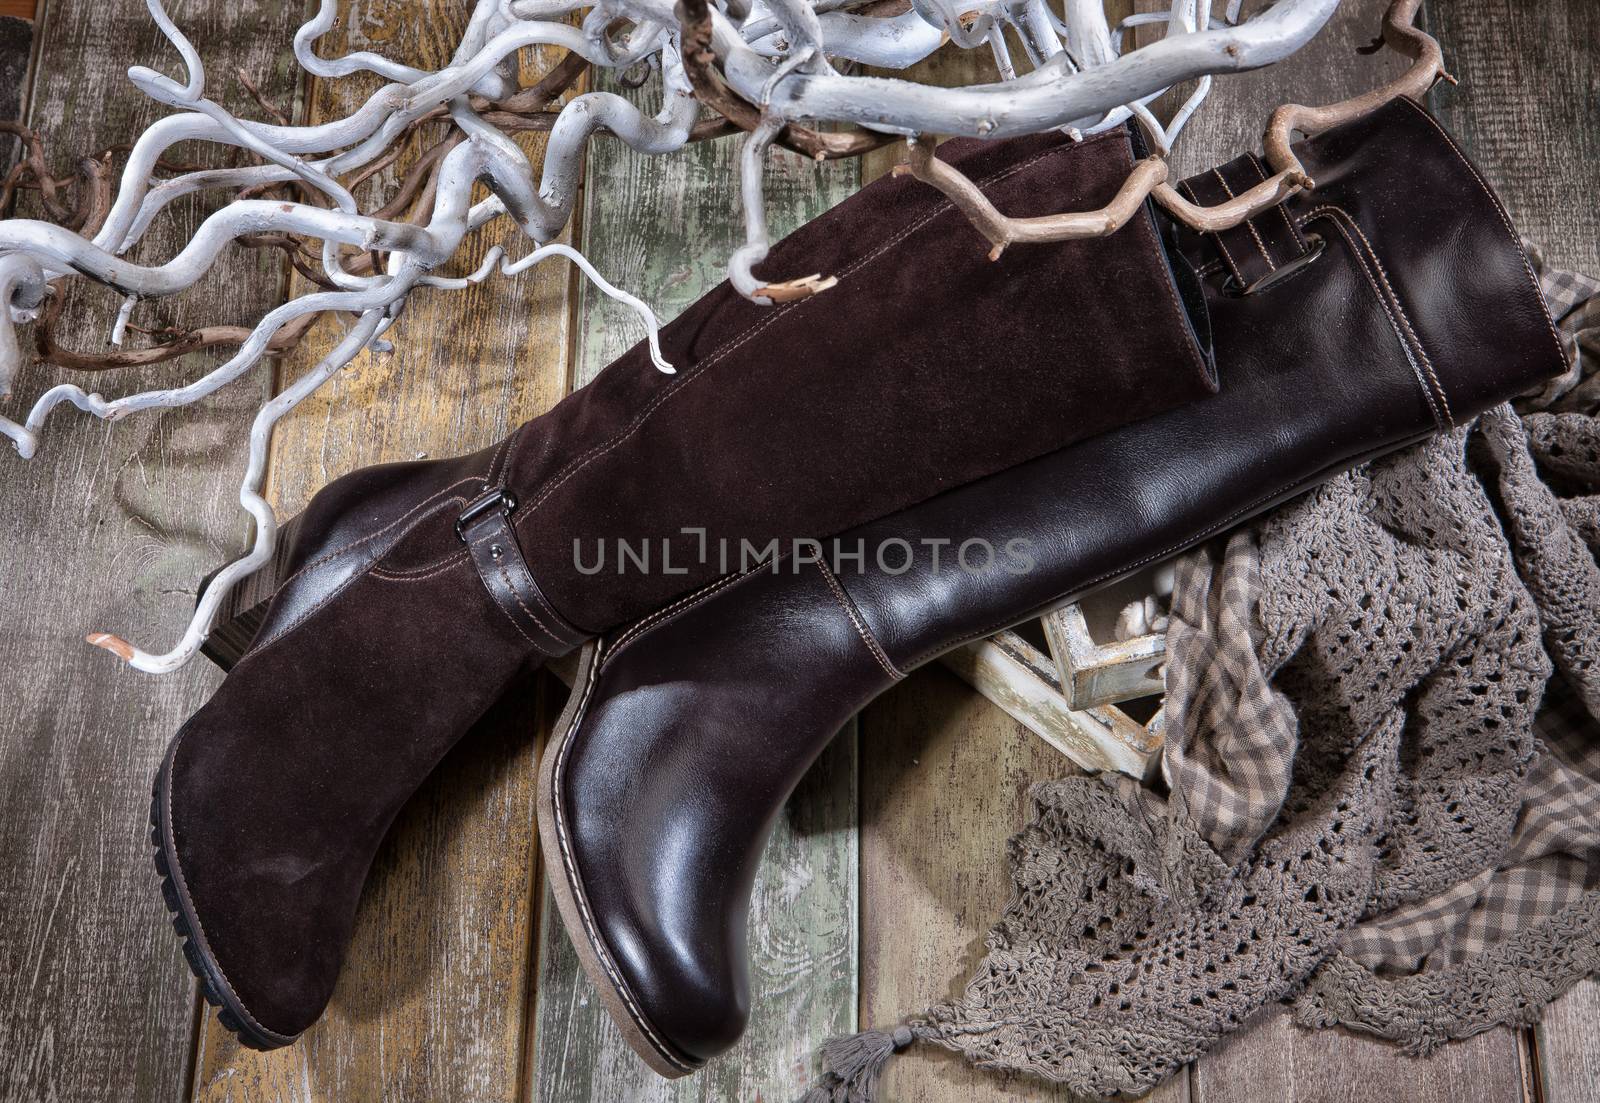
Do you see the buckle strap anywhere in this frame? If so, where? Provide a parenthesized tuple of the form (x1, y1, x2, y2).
(457, 487, 586, 656)
(1182, 151, 1312, 291)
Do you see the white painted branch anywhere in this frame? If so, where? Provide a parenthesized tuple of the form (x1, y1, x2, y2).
(0, 0, 1358, 672)
(1060, 0, 1116, 69)
(746, 9, 943, 68)
(728, 116, 835, 302)
(708, 0, 1341, 136)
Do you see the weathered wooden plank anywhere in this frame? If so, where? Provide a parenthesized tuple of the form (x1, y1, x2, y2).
(0, 15, 30, 171)
(0, 2, 306, 1100)
(1194, 1009, 1528, 1103)
(1533, 984, 1600, 1103)
(1424, 3, 1600, 1099)
(529, 76, 860, 1102)
(1426, 0, 1600, 278)
(188, 3, 578, 1099)
(1164, 0, 1405, 179)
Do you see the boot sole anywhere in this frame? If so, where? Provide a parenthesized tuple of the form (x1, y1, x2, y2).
(537, 642, 706, 1079)
(150, 737, 299, 1052)
(533, 428, 1438, 1077)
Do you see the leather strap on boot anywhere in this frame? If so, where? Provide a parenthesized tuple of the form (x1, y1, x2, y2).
(1181, 151, 1323, 296)
(458, 486, 586, 656)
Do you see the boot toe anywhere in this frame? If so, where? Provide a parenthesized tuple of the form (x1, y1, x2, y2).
(604, 917, 752, 1065)
(157, 711, 363, 1046)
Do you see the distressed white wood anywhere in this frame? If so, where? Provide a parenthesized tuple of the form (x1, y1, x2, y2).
(940, 629, 1164, 778)
(1043, 601, 1167, 710)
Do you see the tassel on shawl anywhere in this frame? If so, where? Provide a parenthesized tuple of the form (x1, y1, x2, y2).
(796, 1024, 920, 1103)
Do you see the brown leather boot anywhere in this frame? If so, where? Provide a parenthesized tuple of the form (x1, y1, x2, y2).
(536, 97, 1569, 1077)
(152, 126, 1216, 1049)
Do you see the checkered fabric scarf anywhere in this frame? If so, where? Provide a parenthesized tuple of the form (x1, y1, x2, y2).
(800, 259, 1600, 1102)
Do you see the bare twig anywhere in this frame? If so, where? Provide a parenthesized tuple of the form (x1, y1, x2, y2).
(896, 139, 1171, 259)
(888, 0, 1441, 253)
(33, 281, 323, 371)
(236, 67, 291, 127)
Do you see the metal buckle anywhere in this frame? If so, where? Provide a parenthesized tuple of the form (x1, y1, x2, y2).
(456, 486, 517, 541)
(1222, 233, 1327, 298)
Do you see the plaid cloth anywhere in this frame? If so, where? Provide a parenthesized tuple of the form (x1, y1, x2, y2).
(1171, 260, 1593, 992)
(1525, 251, 1600, 410)
(1161, 535, 1298, 864)
(1161, 259, 1600, 980)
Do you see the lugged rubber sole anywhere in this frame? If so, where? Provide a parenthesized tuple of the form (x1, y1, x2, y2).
(150, 750, 297, 1052)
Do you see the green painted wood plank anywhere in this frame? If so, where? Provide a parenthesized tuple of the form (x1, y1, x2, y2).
(530, 77, 862, 1101)
(0, 2, 308, 1099)
(568, 85, 861, 387)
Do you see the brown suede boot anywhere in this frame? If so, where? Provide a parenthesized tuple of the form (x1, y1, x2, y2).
(535, 98, 1569, 1077)
(152, 125, 1217, 1049)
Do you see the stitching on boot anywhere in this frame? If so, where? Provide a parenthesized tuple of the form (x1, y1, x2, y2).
(1247, 151, 1308, 253)
(1302, 205, 1452, 430)
(1306, 204, 1454, 427)
(285, 478, 481, 581)
(281, 428, 520, 588)
(1211, 167, 1277, 270)
(1181, 177, 1245, 286)
(603, 567, 756, 666)
(237, 493, 477, 666)
(815, 558, 903, 680)
(465, 526, 574, 651)
(484, 423, 525, 486)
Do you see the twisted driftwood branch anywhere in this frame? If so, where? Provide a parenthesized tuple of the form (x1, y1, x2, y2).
(895, 144, 1171, 259)
(0, 0, 1351, 673)
(897, 0, 1444, 256)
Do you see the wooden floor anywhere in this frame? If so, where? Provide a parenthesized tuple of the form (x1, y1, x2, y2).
(0, 1, 1596, 1100)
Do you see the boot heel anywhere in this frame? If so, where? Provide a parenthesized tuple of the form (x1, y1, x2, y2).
(198, 511, 305, 672)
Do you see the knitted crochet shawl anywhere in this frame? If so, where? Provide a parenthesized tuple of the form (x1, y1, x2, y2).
(801, 257, 1600, 1102)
